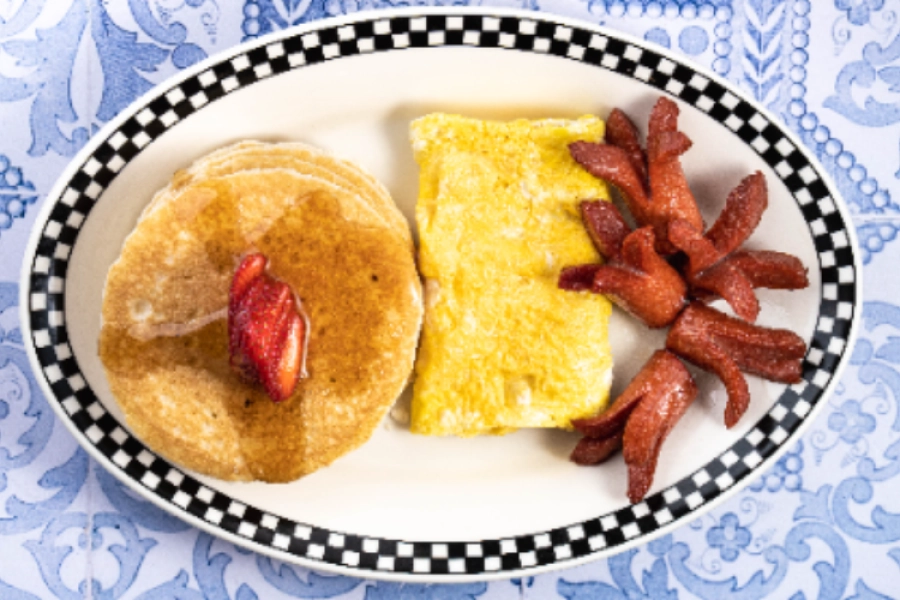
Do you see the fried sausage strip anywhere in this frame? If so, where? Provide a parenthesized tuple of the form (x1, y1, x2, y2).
(581, 200, 632, 260)
(570, 99, 705, 255)
(667, 218, 721, 277)
(558, 264, 603, 292)
(723, 250, 809, 290)
(591, 228, 687, 328)
(705, 171, 768, 256)
(570, 142, 653, 227)
(645, 98, 704, 252)
(622, 353, 696, 503)
(606, 108, 648, 189)
(668, 218, 759, 322)
(668, 172, 784, 321)
(572, 350, 697, 502)
(691, 261, 760, 323)
(687, 251, 809, 305)
(572, 348, 687, 438)
(667, 303, 806, 428)
(570, 433, 623, 466)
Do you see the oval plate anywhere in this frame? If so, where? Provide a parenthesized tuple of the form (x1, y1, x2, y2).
(20, 7, 860, 582)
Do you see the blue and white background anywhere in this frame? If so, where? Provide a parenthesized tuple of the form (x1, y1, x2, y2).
(2, 0, 900, 597)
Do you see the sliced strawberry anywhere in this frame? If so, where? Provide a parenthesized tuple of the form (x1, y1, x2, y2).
(267, 311, 306, 402)
(228, 253, 309, 402)
(230, 278, 286, 377)
(230, 253, 267, 302)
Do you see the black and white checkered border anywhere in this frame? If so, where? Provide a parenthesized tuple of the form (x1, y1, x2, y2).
(26, 12, 858, 576)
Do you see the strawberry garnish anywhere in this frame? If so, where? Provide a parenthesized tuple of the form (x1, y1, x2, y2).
(228, 253, 309, 402)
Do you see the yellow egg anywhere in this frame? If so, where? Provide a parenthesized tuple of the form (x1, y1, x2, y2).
(410, 114, 614, 436)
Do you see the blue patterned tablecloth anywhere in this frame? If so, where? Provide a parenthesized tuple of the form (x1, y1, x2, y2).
(1, 1, 899, 598)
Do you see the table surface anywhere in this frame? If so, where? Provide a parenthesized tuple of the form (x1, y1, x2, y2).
(2, 0, 900, 598)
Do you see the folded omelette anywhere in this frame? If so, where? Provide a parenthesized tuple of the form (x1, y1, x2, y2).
(410, 114, 614, 436)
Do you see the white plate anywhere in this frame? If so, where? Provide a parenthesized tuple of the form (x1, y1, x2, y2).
(20, 7, 861, 582)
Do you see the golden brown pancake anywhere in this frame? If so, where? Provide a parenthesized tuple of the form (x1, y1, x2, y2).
(99, 152, 422, 482)
(144, 141, 411, 246)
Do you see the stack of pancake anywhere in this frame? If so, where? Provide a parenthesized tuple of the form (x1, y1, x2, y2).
(99, 141, 422, 482)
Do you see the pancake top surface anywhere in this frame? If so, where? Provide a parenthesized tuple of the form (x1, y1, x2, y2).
(146, 141, 410, 245)
(101, 157, 421, 482)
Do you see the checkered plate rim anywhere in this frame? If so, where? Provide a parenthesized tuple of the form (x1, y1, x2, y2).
(22, 8, 860, 581)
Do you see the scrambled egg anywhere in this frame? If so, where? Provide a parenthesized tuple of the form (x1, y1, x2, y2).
(410, 114, 615, 436)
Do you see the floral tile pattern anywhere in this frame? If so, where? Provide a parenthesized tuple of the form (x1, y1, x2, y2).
(1, 0, 899, 597)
